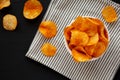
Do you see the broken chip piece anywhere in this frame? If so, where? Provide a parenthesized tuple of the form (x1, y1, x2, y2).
(23, 0, 43, 19)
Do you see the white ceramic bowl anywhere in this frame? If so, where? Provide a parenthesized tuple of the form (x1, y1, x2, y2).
(64, 16, 110, 62)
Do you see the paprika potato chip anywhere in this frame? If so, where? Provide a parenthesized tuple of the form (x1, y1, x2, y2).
(87, 33, 99, 46)
(74, 46, 86, 54)
(41, 43, 57, 57)
(70, 30, 89, 46)
(39, 21, 57, 38)
(3, 14, 17, 31)
(85, 45, 96, 56)
(72, 49, 91, 62)
(83, 18, 98, 36)
(93, 41, 106, 57)
(102, 6, 118, 22)
(0, 0, 10, 10)
(71, 16, 83, 30)
(64, 26, 74, 41)
(23, 0, 43, 19)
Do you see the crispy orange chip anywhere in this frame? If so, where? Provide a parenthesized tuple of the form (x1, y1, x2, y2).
(23, 0, 43, 19)
(70, 30, 89, 46)
(0, 0, 10, 10)
(64, 26, 74, 41)
(41, 43, 57, 57)
(72, 49, 91, 62)
(87, 33, 99, 46)
(83, 18, 98, 36)
(102, 6, 118, 22)
(74, 46, 86, 54)
(71, 16, 83, 30)
(93, 41, 106, 57)
(39, 21, 57, 38)
(85, 45, 96, 56)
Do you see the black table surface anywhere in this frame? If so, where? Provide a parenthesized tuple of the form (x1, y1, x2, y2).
(0, 0, 120, 80)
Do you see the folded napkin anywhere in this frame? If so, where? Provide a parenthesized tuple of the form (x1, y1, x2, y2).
(26, 0, 120, 80)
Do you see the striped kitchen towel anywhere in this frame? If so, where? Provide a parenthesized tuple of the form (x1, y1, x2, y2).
(26, 0, 120, 80)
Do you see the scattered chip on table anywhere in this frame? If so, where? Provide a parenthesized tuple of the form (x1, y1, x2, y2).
(3, 14, 17, 31)
(41, 43, 57, 57)
(102, 6, 118, 22)
(0, 0, 10, 10)
(23, 0, 43, 19)
(39, 21, 57, 38)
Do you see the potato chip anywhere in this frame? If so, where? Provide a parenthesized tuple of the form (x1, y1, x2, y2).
(74, 46, 86, 54)
(39, 21, 57, 38)
(3, 14, 17, 31)
(99, 25, 109, 45)
(93, 41, 106, 57)
(72, 49, 91, 62)
(102, 6, 118, 22)
(85, 44, 96, 56)
(64, 26, 74, 41)
(87, 33, 99, 46)
(41, 43, 57, 57)
(0, 0, 10, 10)
(23, 0, 43, 19)
(70, 30, 89, 46)
(71, 16, 83, 29)
(83, 18, 98, 36)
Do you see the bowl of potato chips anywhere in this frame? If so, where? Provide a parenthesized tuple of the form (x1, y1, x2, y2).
(64, 16, 109, 62)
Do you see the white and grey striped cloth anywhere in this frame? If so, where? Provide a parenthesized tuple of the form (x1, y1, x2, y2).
(26, 0, 120, 80)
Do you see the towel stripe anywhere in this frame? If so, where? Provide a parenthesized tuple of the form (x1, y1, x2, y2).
(26, 0, 120, 80)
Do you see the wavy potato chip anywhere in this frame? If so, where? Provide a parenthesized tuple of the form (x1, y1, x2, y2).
(23, 0, 43, 19)
(71, 16, 83, 30)
(102, 6, 118, 22)
(74, 46, 86, 54)
(64, 26, 74, 41)
(41, 43, 57, 57)
(93, 41, 106, 57)
(39, 21, 57, 38)
(83, 18, 98, 36)
(87, 33, 99, 46)
(3, 14, 17, 31)
(0, 0, 10, 10)
(72, 49, 91, 62)
(70, 30, 89, 46)
(85, 45, 96, 56)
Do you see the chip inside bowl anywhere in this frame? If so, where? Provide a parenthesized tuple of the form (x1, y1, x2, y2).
(64, 16, 109, 62)
(23, 0, 43, 19)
